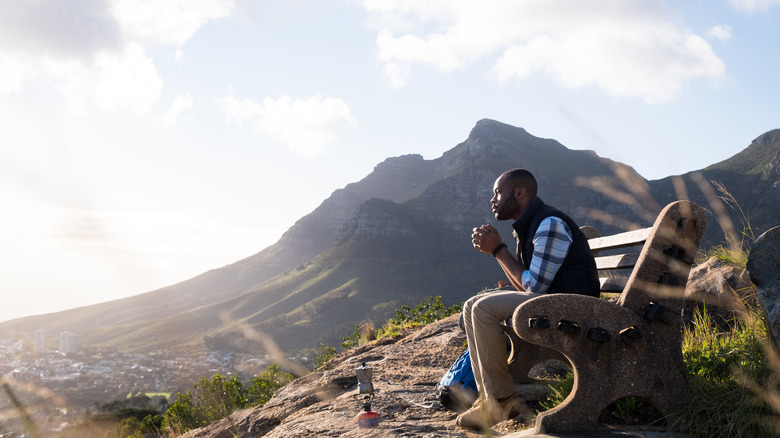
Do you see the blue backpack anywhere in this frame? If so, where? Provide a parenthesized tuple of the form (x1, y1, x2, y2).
(436, 349, 478, 412)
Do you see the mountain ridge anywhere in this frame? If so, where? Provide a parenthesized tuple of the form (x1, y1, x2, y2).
(2, 119, 778, 355)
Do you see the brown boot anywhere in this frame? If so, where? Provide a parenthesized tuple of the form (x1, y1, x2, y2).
(455, 395, 531, 429)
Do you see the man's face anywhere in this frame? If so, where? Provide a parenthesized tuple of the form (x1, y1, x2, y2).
(491, 176, 521, 221)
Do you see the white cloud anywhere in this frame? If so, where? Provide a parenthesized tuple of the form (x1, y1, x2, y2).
(707, 25, 733, 41)
(111, 0, 234, 47)
(362, 0, 728, 102)
(217, 94, 263, 126)
(217, 94, 357, 157)
(53, 44, 164, 114)
(0, 0, 233, 113)
(0, 53, 31, 94)
(94, 44, 165, 112)
(729, 0, 780, 11)
(161, 93, 194, 126)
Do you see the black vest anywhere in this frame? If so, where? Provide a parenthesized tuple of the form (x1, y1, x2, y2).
(511, 197, 600, 297)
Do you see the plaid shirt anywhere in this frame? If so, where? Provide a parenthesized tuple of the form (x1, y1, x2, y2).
(519, 216, 573, 293)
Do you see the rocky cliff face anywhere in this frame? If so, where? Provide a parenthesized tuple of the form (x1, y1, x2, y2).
(168, 118, 667, 356)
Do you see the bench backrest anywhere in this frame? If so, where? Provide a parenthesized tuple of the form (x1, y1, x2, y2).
(583, 226, 652, 295)
(585, 200, 706, 319)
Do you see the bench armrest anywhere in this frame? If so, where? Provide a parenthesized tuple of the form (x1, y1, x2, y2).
(512, 294, 645, 364)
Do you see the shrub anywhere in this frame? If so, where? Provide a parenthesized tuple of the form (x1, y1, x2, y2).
(163, 365, 293, 435)
(671, 307, 778, 437)
(386, 296, 463, 327)
(314, 343, 338, 368)
(246, 364, 294, 406)
(375, 296, 462, 340)
(313, 296, 462, 369)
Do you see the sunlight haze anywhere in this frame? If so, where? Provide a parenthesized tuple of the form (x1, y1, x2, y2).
(1, 0, 778, 323)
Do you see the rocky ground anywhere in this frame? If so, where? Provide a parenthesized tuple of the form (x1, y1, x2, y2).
(179, 256, 757, 438)
(180, 314, 538, 438)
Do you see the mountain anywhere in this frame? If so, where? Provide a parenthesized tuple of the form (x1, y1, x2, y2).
(651, 128, 780, 243)
(1, 120, 777, 355)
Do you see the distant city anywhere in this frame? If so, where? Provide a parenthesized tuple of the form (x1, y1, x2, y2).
(0, 331, 298, 436)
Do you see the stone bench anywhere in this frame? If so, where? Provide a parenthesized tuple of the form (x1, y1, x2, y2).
(506, 200, 706, 434)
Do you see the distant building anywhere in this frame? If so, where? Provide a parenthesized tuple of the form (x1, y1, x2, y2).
(59, 331, 78, 354)
(0, 339, 23, 355)
(36, 330, 46, 353)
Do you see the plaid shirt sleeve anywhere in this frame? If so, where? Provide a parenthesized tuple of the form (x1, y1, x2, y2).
(520, 217, 573, 293)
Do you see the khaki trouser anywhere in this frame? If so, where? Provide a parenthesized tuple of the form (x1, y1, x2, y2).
(463, 289, 542, 400)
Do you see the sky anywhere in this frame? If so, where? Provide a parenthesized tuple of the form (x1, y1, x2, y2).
(1, 0, 778, 324)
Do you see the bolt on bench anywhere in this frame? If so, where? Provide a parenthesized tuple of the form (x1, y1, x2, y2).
(506, 200, 706, 434)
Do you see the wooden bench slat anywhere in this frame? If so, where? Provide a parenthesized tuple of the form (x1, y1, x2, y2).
(587, 227, 651, 251)
(599, 276, 628, 293)
(594, 253, 640, 270)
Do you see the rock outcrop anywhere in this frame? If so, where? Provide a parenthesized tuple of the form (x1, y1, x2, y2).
(181, 315, 534, 438)
(683, 257, 755, 329)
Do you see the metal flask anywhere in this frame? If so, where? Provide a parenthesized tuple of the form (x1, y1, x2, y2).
(355, 362, 374, 395)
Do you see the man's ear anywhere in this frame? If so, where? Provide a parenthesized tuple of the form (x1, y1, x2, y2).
(514, 187, 525, 200)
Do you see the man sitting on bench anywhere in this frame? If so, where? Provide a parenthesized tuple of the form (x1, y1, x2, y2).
(459, 168, 600, 429)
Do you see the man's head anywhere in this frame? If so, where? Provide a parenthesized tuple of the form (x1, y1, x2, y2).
(491, 169, 538, 221)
